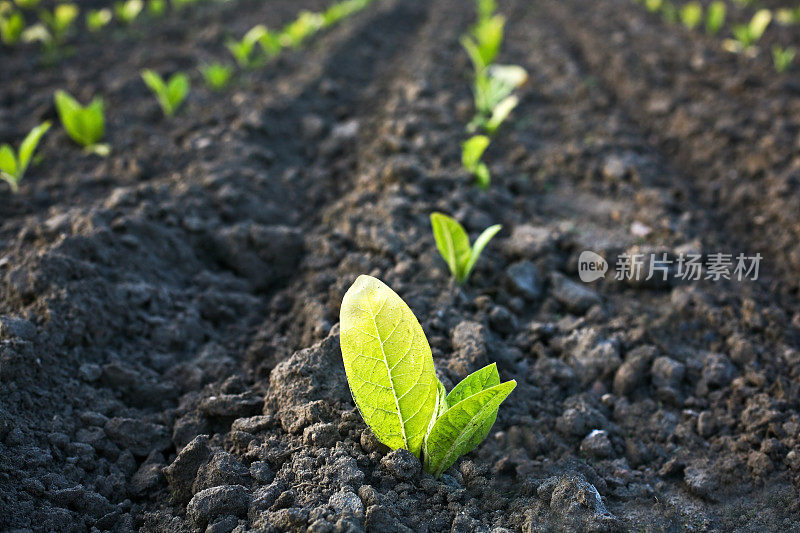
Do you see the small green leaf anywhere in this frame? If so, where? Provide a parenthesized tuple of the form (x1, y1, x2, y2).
(0, 143, 18, 179)
(464, 223, 502, 281)
(705, 1, 726, 35)
(17, 120, 51, 173)
(200, 63, 233, 91)
(340, 275, 439, 458)
(430, 212, 471, 283)
(54, 90, 105, 150)
(430, 213, 500, 284)
(446, 363, 500, 406)
(423, 379, 516, 477)
(461, 135, 490, 172)
(485, 94, 518, 135)
(679, 2, 702, 30)
(749, 9, 771, 41)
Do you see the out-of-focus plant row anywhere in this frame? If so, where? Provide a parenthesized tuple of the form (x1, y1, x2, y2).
(633, 0, 798, 72)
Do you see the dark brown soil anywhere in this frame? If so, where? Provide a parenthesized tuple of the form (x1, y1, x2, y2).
(2, 0, 800, 531)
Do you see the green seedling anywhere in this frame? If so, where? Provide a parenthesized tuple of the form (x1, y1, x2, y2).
(148, 0, 166, 17)
(114, 0, 142, 25)
(772, 45, 795, 73)
(340, 275, 516, 477)
(227, 25, 276, 69)
(470, 64, 527, 132)
(0, 121, 50, 192)
(475, 0, 497, 21)
(645, 0, 662, 13)
(199, 62, 233, 91)
(279, 10, 323, 48)
(460, 13, 504, 72)
(86, 8, 111, 32)
(0, 9, 24, 44)
(53, 90, 109, 155)
(13, 0, 38, 9)
(322, 0, 370, 27)
(430, 212, 502, 284)
(39, 3, 78, 41)
(679, 2, 702, 30)
(705, 1, 726, 35)
(776, 7, 800, 25)
(462, 135, 491, 189)
(141, 69, 189, 116)
(726, 9, 771, 53)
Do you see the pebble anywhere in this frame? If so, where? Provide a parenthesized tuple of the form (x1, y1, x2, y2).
(186, 484, 251, 529)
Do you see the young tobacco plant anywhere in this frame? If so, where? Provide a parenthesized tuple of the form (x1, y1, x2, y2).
(726, 9, 771, 53)
(679, 1, 702, 30)
(199, 63, 233, 91)
(772, 45, 795, 73)
(460, 13, 504, 72)
(0, 121, 50, 192)
(340, 275, 516, 477)
(321, 0, 370, 27)
(114, 0, 142, 25)
(141, 69, 190, 116)
(462, 135, 491, 189)
(227, 25, 278, 69)
(148, 0, 166, 17)
(279, 10, 323, 48)
(0, 8, 24, 45)
(430, 212, 502, 284)
(470, 64, 527, 133)
(54, 90, 109, 156)
(38, 3, 78, 42)
(86, 8, 112, 33)
(705, 1, 726, 35)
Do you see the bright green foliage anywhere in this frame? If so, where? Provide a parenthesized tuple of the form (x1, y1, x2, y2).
(423, 364, 515, 477)
(340, 275, 440, 458)
(340, 276, 515, 476)
(114, 0, 142, 25)
(0, 121, 51, 192)
(475, 0, 496, 22)
(471, 64, 527, 132)
(731, 9, 771, 50)
(776, 6, 800, 25)
(430, 212, 502, 284)
(39, 3, 78, 41)
(148, 0, 166, 17)
(53, 90, 109, 155)
(705, 1, 726, 35)
(461, 135, 491, 189)
(13, 0, 38, 9)
(772, 45, 795, 73)
(0, 9, 24, 44)
(227, 25, 275, 69)
(679, 2, 702, 30)
(200, 63, 233, 91)
(485, 93, 519, 135)
(86, 8, 111, 32)
(460, 14, 504, 72)
(644, 0, 662, 13)
(280, 10, 323, 48)
(322, 0, 370, 27)
(141, 69, 190, 116)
